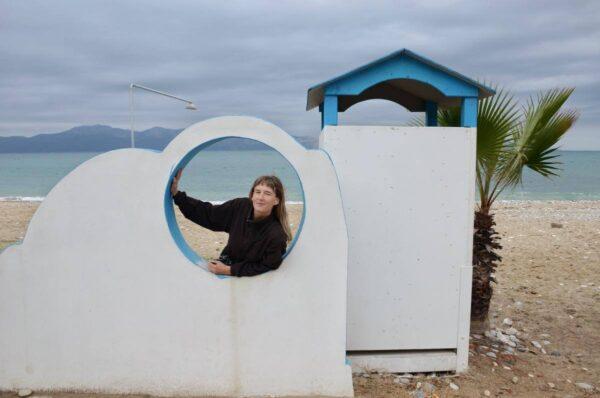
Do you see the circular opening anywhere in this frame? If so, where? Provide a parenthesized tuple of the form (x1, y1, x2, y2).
(164, 137, 305, 272)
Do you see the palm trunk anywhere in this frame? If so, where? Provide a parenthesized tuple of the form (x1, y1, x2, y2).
(471, 209, 503, 321)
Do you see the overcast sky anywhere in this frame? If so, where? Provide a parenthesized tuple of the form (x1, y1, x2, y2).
(1, 0, 599, 149)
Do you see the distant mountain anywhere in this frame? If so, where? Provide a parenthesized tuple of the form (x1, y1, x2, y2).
(0, 125, 318, 153)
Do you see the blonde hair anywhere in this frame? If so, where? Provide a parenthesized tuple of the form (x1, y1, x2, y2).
(249, 175, 292, 242)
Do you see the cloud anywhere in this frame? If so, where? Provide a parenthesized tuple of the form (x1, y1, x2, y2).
(1, 0, 598, 148)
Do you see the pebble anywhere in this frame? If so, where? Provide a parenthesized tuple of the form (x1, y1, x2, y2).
(505, 327, 518, 336)
(550, 350, 561, 356)
(528, 373, 535, 378)
(512, 376, 519, 384)
(486, 352, 497, 358)
(484, 390, 491, 397)
(503, 318, 513, 326)
(18, 391, 32, 398)
(411, 389, 425, 398)
(575, 382, 594, 392)
(422, 382, 435, 393)
(515, 301, 523, 309)
(548, 382, 556, 388)
(394, 377, 410, 385)
(503, 366, 511, 370)
(472, 334, 483, 339)
(449, 382, 459, 391)
(540, 333, 551, 338)
(542, 340, 551, 345)
(531, 340, 542, 349)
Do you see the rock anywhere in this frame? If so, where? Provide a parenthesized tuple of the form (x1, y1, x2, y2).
(531, 340, 542, 349)
(422, 382, 435, 393)
(485, 330, 496, 339)
(575, 382, 594, 392)
(509, 334, 519, 342)
(449, 382, 459, 391)
(483, 390, 491, 397)
(515, 301, 523, 309)
(517, 346, 528, 352)
(486, 352, 497, 358)
(472, 334, 483, 339)
(539, 333, 551, 338)
(528, 373, 535, 377)
(548, 382, 556, 388)
(551, 222, 563, 228)
(416, 381, 422, 389)
(18, 390, 33, 398)
(503, 318, 513, 326)
(505, 327, 518, 336)
(411, 389, 425, 398)
(512, 376, 519, 384)
(551, 350, 561, 356)
(394, 377, 410, 385)
(542, 340, 551, 345)
(541, 348, 547, 354)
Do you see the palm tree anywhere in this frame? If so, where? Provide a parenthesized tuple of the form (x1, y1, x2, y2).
(414, 87, 579, 320)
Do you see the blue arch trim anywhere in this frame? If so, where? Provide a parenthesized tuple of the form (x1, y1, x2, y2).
(163, 136, 307, 276)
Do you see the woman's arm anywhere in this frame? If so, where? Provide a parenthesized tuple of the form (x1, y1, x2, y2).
(170, 169, 240, 232)
(173, 192, 241, 232)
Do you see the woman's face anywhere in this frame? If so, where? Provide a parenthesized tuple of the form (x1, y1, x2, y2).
(251, 183, 279, 216)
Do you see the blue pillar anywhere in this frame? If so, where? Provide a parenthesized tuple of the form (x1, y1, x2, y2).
(460, 97, 478, 127)
(425, 101, 438, 126)
(321, 95, 338, 129)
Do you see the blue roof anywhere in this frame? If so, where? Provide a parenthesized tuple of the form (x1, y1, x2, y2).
(306, 49, 495, 112)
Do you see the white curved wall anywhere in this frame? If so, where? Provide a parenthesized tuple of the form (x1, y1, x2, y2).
(0, 117, 353, 397)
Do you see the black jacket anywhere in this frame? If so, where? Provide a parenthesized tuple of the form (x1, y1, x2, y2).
(173, 191, 287, 277)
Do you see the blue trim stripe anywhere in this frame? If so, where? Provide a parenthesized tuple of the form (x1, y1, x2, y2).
(164, 136, 307, 275)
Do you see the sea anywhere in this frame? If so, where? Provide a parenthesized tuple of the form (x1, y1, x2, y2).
(1, 150, 599, 202)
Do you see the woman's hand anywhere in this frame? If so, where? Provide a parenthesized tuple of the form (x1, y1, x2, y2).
(208, 260, 231, 275)
(170, 169, 183, 197)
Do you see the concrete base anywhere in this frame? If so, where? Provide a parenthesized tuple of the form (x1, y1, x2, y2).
(348, 351, 458, 374)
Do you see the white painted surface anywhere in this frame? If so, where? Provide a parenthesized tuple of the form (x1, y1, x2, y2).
(0, 117, 353, 397)
(321, 126, 475, 369)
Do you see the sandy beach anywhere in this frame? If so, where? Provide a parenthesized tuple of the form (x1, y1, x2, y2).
(1, 201, 598, 397)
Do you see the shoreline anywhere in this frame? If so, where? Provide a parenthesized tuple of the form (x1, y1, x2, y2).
(2, 197, 600, 203)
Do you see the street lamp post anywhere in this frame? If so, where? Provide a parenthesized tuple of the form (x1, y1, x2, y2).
(129, 83, 197, 148)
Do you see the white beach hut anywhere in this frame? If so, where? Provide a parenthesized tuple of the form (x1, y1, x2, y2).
(309, 49, 495, 373)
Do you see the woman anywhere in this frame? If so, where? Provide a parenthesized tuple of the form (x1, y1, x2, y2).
(171, 170, 292, 277)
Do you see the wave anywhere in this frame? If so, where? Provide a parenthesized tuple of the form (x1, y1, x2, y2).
(0, 196, 304, 205)
(0, 196, 45, 202)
